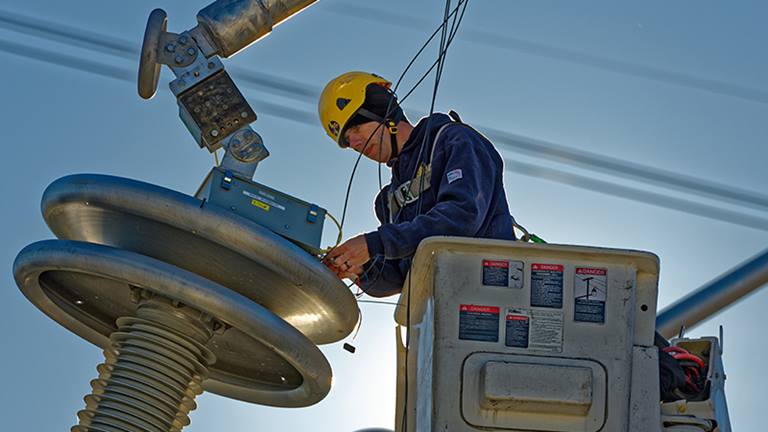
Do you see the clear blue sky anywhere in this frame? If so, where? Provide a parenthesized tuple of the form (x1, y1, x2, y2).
(1, 1, 767, 430)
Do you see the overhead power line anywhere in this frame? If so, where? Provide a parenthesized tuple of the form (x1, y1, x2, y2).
(479, 128, 768, 211)
(503, 159, 768, 232)
(0, 9, 316, 102)
(3, 37, 767, 233)
(324, 3, 768, 106)
(0, 38, 315, 125)
(3, 8, 766, 214)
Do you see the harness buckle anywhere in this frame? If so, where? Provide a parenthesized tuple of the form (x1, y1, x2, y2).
(394, 182, 418, 206)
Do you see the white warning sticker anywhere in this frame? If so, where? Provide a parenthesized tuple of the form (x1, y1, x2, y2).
(529, 309, 564, 353)
(531, 263, 564, 308)
(574, 267, 607, 323)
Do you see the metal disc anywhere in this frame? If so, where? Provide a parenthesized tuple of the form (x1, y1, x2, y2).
(42, 174, 359, 344)
(138, 8, 167, 99)
(14, 240, 332, 407)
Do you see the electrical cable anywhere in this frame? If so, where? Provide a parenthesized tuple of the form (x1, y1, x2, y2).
(662, 346, 707, 398)
(0, 9, 318, 102)
(330, 0, 469, 291)
(503, 158, 768, 232)
(399, 3, 467, 430)
(4, 8, 768, 213)
(324, 3, 768, 107)
(319, 210, 344, 254)
(3, 38, 767, 234)
(365, 0, 468, 298)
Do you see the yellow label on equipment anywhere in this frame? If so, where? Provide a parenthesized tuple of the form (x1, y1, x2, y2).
(251, 199, 270, 211)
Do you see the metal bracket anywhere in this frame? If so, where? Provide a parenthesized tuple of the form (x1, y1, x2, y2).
(138, 10, 201, 99)
(169, 56, 224, 96)
(220, 170, 233, 190)
(228, 127, 267, 164)
(307, 204, 319, 224)
(156, 31, 199, 69)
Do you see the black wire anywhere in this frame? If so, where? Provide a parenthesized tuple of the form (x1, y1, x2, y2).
(333, 2, 467, 373)
(342, 0, 469, 293)
(400, 3, 466, 430)
(324, 3, 768, 107)
(334, 0, 467, 246)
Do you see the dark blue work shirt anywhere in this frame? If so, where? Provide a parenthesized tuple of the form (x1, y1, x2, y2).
(360, 113, 516, 297)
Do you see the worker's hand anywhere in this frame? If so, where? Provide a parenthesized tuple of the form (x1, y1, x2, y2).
(324, 235, 370, 281)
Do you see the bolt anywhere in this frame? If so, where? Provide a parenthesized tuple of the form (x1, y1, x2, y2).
(175, 55, 185, 64)
(241, 111, 249, 119)
(210, 129, 219, 137)
(187, 47, 196, 56)
(129, 287, 142, 304)
(165, 43, 176, 53)
(208, 62, 215, 69)
(212, 321, 227, 335)
(178, 35, 189, 45)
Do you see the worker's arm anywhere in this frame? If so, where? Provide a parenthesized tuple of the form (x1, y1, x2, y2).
(365, 126, 503, 260)
(351, 185, 406, 296)
(357, 255, 407, 297)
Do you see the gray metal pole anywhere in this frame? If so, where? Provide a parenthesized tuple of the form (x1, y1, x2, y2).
(656, 249, 768, 338)
(197, 0, 319, 57)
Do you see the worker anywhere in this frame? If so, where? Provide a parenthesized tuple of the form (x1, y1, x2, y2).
(319, 71, 516, 296)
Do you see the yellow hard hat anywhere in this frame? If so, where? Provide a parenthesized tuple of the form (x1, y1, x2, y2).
(318, 71, 392, 146)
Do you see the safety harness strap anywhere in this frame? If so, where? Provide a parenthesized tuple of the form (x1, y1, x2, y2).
(356, 107, 401, 159)
(387, 119, 457, 223)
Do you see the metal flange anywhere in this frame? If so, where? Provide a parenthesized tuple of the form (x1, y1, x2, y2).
(42, 174, 359, 344)
(138, 8, 168, 99)
(14, 239, 332, 407)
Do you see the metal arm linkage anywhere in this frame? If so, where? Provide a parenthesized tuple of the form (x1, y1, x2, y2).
(138, 1, 319, 180)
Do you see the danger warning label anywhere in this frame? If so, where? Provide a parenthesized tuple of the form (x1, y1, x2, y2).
(482, 259, 524, 289)
(482, 260, 509, 287)
(503, 308, 564, 352)
(459, 304, 500, 342)
(531, 263, 564, 308)
(505, 308, 530, 348)
(574, 267, 607, 323)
